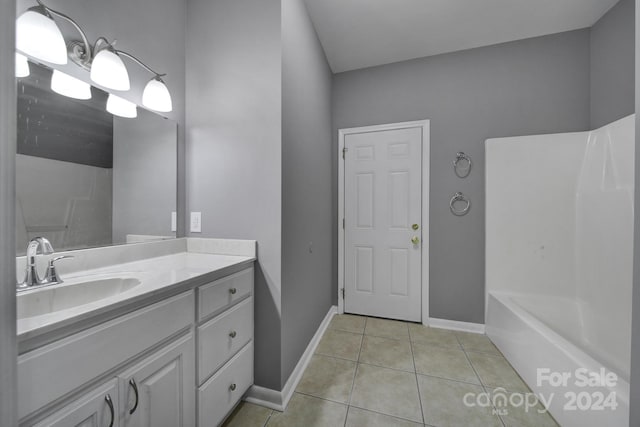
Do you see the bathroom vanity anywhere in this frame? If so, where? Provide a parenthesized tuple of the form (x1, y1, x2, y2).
(16, 238, 255, 427)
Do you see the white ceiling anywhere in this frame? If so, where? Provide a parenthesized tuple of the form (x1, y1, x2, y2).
(303, 0, 620, 73)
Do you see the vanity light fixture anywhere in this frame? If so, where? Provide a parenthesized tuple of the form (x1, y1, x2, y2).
(16, 0, 173, 112)
(51, 70, 92, 100)
(89, 43, 130, 91)
(142, 76, 172, 113)
(15, 53, 30, 78)
(106, 94, 137, 118)
(16, 3, 67, 65)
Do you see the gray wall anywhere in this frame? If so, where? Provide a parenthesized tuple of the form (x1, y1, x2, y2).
(629, 2, 639, 424)
(112, 111, 177, 242)
(0, 0, 17, 424)
(281, 0, 333, 385)
(591, 0, 635, 128)
(16, 0, 187, 238)
(186, 0, 283, 390)
(333, 30, 591, 323)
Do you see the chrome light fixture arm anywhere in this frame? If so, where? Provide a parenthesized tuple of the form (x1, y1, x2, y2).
(35, 0, 93, 66)
(116, 50, 166, 79)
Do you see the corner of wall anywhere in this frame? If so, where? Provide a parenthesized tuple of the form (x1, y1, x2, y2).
(0, 0, 17, 424)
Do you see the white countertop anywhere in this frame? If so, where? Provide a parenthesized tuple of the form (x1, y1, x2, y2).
(17, 238, 256, 348)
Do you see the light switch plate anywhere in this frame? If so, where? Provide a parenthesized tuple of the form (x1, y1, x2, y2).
(190, 212, 202, 233)
(171, 212, 177, 232)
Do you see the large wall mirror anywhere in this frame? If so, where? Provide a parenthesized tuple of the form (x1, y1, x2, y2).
(16, 60, 177, 255)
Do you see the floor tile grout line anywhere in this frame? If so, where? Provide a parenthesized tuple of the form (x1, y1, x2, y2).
(314, 350, 360, 363)
(464, 348, 534, 394)
(350, 329, 364, 405)
(343, 404, 350, 427)
(357, 358, 415, 374)
(262, 409, 274, 427)
(414, 370, 484, 387)
(347, 359, 360, 407)
(465, 349, 505, 357)
(347, 401, 428, 425)
(411, 341, 463, 351)
(294, 390, 350, 406)
(346, 318, 363, 407)
(410, 337, 427, 425)
(363, 332, 411, 342)
(461, 345, 489, 389)
(461, 345, 508, 427)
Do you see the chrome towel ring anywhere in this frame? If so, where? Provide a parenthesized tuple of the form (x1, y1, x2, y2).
(453, 152, 472, 178)
(450, 192, 471, 216)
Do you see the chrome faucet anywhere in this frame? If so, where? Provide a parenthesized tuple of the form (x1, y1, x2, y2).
(17, 237, 73, 290)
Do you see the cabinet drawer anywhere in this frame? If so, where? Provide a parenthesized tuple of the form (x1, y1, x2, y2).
(198, 267, 253, 321)
(19, 291, 194, 419)
(198, 342, 253, 427)
(198, 297, 253, 384)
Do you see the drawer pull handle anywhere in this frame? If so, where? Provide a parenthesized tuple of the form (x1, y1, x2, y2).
(129, 378, 139, 415)
(105, 394, 115, 427)
(229, 331, 237, 338)
(229, 287, 237, 295)
(229, 383, 237, 391)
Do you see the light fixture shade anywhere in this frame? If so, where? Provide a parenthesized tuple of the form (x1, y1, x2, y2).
(106, 94, 137, 118)
(16, 8, 67, 65)
(91, 49, 130, 91)
(51, 70, 91, 100)
(142, 77, 172, 112)
(15, 53, 30, 78)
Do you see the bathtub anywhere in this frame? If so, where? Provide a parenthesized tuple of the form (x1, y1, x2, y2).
(485, 116, 634, 427)
(486, 292, 629, 427)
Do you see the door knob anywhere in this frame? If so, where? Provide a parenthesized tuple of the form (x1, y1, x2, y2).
(412, 224, 419, 230)
(411, 236, 420, 244)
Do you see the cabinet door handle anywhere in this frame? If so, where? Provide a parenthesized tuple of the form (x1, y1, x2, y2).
(229, 331, 237, 338)
(229, 383, 237, 391)
(229, 287, 237, 295)
(129, 378, 139, 415)
(105, 394, 115, 427)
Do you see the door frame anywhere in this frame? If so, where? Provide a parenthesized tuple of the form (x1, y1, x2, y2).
(338, 120, 430, 325)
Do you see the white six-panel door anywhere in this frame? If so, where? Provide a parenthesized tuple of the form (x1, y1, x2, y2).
(344, 127, 423, 321)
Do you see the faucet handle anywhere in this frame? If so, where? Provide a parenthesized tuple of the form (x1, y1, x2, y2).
(44, 255, 74, 284)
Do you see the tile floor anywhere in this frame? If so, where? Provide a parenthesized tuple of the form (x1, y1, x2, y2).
(222, 314, 559, 427)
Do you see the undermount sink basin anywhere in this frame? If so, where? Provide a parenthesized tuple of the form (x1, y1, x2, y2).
(17, 276, 141, 319)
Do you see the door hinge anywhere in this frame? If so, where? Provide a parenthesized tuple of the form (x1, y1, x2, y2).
(341, 288, 345, 299)
(342, 147, 348, 159)
(342, 218, 345, 229)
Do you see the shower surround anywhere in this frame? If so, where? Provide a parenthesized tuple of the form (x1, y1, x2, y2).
(485, 114, 634, 427)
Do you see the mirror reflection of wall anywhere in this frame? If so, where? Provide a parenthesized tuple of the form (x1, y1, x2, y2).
(16, 61, 177, 255)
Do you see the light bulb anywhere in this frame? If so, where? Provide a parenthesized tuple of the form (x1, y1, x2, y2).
(16, 7, 67, 65)
(15, 53, 30, 78)
(91, 48, 130, 91)
(51, 70, 91, 100)
(106, 94, 137, 118)
(142, 77, 172, 112)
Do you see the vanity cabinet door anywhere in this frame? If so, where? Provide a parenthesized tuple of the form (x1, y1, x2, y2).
(34, 379, 119, 427)
(118, 333, 195, 427)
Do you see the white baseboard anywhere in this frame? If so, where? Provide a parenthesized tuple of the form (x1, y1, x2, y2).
(429, 317, 485, 334)
(244, 305, 337, 412)
(244, 385, 283, 411)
